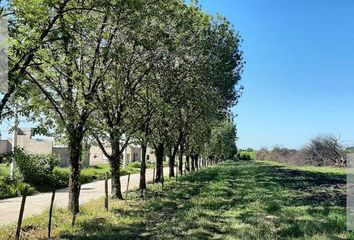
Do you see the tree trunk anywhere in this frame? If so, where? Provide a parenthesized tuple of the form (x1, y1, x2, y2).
(186, 155, 190, 172)
(155, 143, 164, 183)
(68, 128, 84, 214)
(195, 154, 199, 171)
(110, 136, 123, 199)
(168, 147, 175, 178)
(191, 155, 195, 172)
(178, 151, 183, 176)
(140, 143, 147, 191)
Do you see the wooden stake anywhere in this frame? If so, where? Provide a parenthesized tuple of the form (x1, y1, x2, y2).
(104, 173, 109, 210)
(15, 186, 28, 240)
(152, 167, 155, 185)
(125, 173, 131, 202)
(48, 188, 56, 239)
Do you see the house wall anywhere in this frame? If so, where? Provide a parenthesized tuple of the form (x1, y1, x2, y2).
(17, 137, 53, 154)
(53, 147, 70, 167)
(90, 145, 110, 166)
(146, 147, 156, 162)
(89, 144, 157, 167)
(15, 128, 53, 155)
(0, 140, 11, 155)
(130, 147, 141, 162)
(3, 128, 69, 166)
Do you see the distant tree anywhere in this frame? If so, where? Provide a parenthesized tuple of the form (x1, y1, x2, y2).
(207, 120, 238, 161)
(346, 147, 354, 153)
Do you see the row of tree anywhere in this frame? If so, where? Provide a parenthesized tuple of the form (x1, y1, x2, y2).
(1, 0, 243, 214)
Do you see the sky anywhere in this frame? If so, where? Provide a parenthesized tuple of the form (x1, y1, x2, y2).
(1, 1, 353, 150)
(199, 0, 354, 150)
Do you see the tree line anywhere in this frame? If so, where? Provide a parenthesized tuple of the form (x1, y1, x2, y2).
(0, 0, 243, 214)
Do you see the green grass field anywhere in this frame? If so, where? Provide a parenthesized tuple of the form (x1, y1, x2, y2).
(0, 160, 350, 239)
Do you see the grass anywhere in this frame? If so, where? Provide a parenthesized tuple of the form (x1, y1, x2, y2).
(0, 160, 351, 239)
(260, 160, 347, 174)
(0, 161, 154, 199)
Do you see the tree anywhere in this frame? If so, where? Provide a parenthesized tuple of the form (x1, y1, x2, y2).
(20, 0, 119, 213)
(141, 2, 213, 182)
(90, 0, 171, 199)
(207, 120, 238, 161)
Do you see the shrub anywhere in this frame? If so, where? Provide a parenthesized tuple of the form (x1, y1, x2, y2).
(52, 167, 70, 188)
(53, 164, 110, 187)
(256, 134, 347, 167)
(304, 134, 347, 167)
(128, 162, 141, 168)
(0, 172, 36, 199)
(12, 149, 61, 190)
(237, 152, 252, 161)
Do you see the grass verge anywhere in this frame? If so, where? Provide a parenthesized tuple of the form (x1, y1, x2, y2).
(0, 160, 351, 240)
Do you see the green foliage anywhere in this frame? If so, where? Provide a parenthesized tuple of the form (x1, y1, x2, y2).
(0, 164, 36, 199)
(206, 120, 238, 160)
(5, 0, 244, 209)
(346, 146, 354, 153)
(13, 149, 60, 190)
(239, 150, 257, 160)
(237, 152, 252, 160)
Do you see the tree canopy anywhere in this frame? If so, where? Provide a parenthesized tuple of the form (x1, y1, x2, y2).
(3, 0, 244, 213)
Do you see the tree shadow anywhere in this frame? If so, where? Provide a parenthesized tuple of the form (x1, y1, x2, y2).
(58, 161, 349, 239)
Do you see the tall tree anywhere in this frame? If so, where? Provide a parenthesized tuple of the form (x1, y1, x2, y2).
(21, 0, 119, 213)
(90, 0, 169, 199)
(206, 119, 238, 161)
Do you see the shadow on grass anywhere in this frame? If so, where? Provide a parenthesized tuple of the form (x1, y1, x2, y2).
(60, 161, 350, 240)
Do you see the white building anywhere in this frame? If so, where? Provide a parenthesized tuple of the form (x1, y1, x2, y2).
(0, 128, 69, 166)
(89, 144, 156, 167)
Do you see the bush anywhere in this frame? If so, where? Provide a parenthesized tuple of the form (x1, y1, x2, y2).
(12, 149, 61, 190)
(304, 134, 347, 167)
(0, 174, 35, 199)
(53, 164, 111, 187)
(128, 162, 141, 168)
(0, 164, 36, 199)
(52, 167, 70, 188)
(256, 135, 347, 167)
(237, 152, 252, 161)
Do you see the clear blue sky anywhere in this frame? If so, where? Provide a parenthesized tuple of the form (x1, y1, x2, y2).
(199, 0, 354, 150)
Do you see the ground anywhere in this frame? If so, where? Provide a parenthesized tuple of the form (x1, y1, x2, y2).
(0, 160, 351, 240)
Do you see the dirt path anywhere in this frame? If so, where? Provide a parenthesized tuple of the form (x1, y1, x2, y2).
(0, 167, 170, 226)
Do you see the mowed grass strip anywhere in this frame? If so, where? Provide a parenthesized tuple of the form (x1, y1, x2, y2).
(0, 161, 351, 240)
